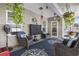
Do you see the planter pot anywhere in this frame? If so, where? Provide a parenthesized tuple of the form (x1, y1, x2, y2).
(68, 31, 76, 38)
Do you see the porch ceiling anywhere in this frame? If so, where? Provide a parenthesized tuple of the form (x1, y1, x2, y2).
(24, 3, 79, 18)
(24, 3, 62, 18)
(56, 3, 79, 17)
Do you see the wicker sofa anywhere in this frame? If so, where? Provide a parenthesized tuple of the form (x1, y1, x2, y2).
(53, 40, 79, 56)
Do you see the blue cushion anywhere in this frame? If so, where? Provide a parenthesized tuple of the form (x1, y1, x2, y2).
(16, 31, 26, 39)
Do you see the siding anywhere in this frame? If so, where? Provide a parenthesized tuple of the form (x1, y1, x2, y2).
(0, 4, 48, 47)
(0, 4, 6, 48)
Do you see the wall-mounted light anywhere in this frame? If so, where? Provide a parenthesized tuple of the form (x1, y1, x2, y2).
(53, 13, 60, 21)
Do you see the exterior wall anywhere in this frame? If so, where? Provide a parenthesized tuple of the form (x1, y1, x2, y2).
(0, 4, 6, 48)
(58, 18, 62, 38)
(23, 9, 48, 40)
(23, 9, 48, 35)
(0, 4, 48, 47)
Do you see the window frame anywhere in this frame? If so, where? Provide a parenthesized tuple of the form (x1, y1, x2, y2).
(6, 10, 23, 29)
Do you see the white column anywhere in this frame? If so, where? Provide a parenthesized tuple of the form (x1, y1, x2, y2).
(62, 18, 65, 38)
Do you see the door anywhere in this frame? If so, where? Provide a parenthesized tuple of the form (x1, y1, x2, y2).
(51, 21, 58, 37)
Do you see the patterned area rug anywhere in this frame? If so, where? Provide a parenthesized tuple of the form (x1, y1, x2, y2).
(21, 49, 48, 56)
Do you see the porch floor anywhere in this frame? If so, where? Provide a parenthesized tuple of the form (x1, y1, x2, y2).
(11, 38, 62, 56)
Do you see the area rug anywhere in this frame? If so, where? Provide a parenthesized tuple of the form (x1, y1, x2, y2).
(11, 38, 62, 56)
(21, 48, 48, 56)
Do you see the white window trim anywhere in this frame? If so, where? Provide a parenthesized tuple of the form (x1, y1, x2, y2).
(50, 21, 58, 38)
(62, 19, 65, 38)
(6, 10, 13, 24)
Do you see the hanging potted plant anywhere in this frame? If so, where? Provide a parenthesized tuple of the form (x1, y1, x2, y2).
(63, 4, 76, 38)
(63, 11, 75, 38)
(63, 11, 75, 28)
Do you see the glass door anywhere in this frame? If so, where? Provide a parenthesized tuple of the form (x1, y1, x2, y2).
(51, 21, 58, 37)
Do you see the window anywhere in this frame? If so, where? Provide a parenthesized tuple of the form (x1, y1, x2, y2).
(6, 10, 23, 31)
(7, 11, 13, 24)
(6, 10, 14, 24)
(6, 10, 23, 25)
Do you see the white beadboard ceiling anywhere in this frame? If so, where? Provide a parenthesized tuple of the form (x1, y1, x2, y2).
(24, 3, 62, 18)
(24, 3, 79, 17)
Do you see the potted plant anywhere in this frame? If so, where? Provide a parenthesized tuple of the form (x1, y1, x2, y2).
(68, 31, 76, 38)
(5, 3, 24, 51)
(63, 11, 75, 38)
(63, 11, 75, 28)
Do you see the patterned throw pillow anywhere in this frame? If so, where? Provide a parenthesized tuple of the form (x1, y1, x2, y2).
(63, 38, 78, 48)
(67, 38, 78, 48)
